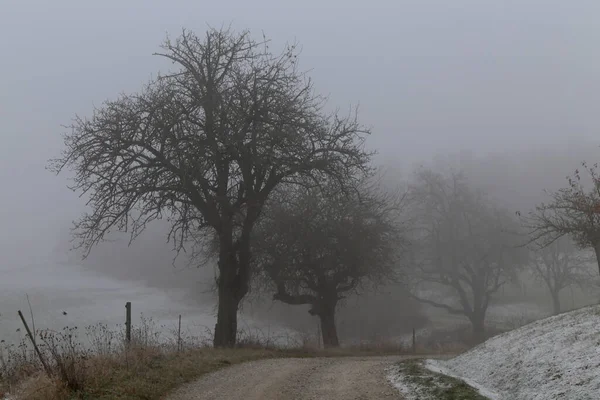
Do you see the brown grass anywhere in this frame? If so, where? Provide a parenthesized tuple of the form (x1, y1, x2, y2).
(9, 345, 409, 400)
(5, 344, 459, 400)
(0, 317, 464, 400)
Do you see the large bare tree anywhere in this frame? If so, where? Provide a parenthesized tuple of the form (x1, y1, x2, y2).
(252, 179, 406, 347)
(524, 162, 600, 274)
(408, 169, 526, 342)
(50, 28, 371, 347)
(529, 237, 592, 315)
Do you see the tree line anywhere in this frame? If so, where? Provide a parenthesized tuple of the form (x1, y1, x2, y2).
(51, 27, 600, 347)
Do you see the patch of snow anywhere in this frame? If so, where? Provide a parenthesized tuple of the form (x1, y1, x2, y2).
(424, 359, 500, 400)
(386, 365, 436, 400)
(430, 305, 600, 400)
(387, 361, 494, 400)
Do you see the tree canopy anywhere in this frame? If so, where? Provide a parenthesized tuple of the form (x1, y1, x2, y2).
(252, 178, 407, 346)
(529, 237, 593, 314)
(50, 28, 372, 346)
(524, 163, 600, 274)
(407, 168, 526, 341)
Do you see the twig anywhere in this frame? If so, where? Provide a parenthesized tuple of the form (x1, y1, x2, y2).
(26, 293, 36, 345)
(18, 310, 51, 377)
(178, 315, 182, 352)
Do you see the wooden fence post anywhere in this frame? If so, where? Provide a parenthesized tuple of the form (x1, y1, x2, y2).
(178, 314, 182, 352)
(18, 310, 51, 377)
(317, 321, 321, 349)
(125, 302, 132, 344)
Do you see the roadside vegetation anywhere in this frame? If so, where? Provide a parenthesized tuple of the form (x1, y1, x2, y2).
(0, 315, 457, 400)
(388, 359, 490, 400)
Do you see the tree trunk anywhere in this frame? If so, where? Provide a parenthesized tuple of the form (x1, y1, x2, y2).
(308, 296, 340, 348)
(318, 310, 339, 348)
(470, 314, 486, 344)
(213, 282, 241, 347)
(551, 290, 561, 315)
(213, 226, 250, 348)
(570, 285, 575, 309)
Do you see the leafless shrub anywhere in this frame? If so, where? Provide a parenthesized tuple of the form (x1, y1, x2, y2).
(0, 336, 39, 386)
(38, 327, 89, 391)
(85, 323, 118, 355)
(1, 314, 214, 395)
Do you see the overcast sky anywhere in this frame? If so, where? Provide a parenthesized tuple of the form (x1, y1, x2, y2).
(1, 0, 599, 266)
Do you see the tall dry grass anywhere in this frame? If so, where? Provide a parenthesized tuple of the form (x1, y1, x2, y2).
(0, 314, 321, 399)
(0, 315, 215, 399)
(0, 313, 466, 400)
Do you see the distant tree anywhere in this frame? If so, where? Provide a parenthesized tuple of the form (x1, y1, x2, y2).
(49, 28, 371, 347)
(252, 179, 407, 347)
(529, 237, 592, 315)
(408, 169, 526, 342)
(523, 162, 600, 275)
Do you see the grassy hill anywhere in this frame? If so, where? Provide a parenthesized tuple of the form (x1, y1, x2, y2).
(425, 305, 600, 399)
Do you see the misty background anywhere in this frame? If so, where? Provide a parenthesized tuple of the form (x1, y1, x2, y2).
(1, 0, 600, 344)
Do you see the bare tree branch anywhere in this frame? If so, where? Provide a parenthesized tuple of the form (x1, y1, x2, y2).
(408, 293, 465, 315)
(522, 162, 600, 274)
(49, 27, 372, 347)
(405, 167, 527, 339)
(528, 236, 595, 313)
(251, 175, 409, 346)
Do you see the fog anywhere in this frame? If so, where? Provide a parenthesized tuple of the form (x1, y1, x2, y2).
(1, 0, 600, 345)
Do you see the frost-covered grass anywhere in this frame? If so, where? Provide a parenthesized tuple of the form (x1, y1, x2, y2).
(425, 360, 500, 400)
(427, 304, 600, 400)
(387, 359, 490, 400)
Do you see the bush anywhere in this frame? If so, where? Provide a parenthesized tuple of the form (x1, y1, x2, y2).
(39, 326, 89, 391)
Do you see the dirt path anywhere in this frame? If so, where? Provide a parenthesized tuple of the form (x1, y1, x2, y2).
(164, 356, 408, 400)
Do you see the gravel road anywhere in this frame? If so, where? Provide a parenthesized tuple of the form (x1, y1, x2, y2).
(165, 356, 408, 400)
